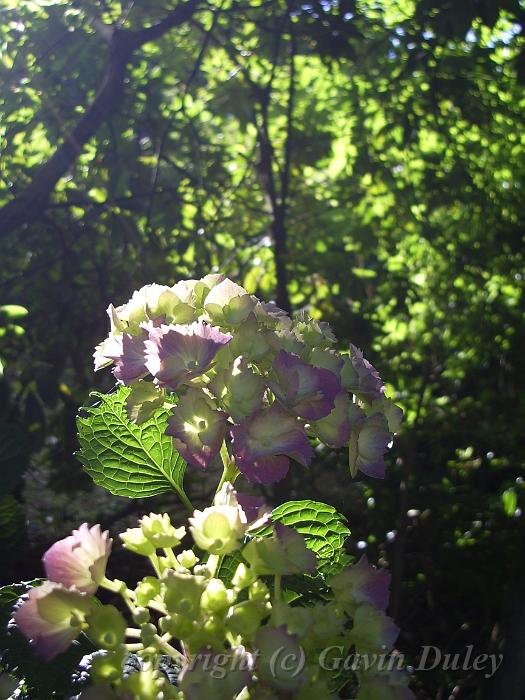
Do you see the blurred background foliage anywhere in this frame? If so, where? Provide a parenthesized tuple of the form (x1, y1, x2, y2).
(0, 0, 524, 697)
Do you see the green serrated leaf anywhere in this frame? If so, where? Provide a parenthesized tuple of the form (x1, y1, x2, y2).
(126, 382, 166, 425)
(255, 500, 350, 575)
(76, 387, 190, 506)
(217, 550, 245, 587)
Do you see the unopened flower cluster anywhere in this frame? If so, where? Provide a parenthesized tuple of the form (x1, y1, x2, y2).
(94, 276, 402, 484)
(14, 484, 413, 700)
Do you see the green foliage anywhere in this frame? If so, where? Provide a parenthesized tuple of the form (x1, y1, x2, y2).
(255, 500, 351, 575)
(76, 387, 188, 502)
(502, 488, 518, 517)
(1, 0, 524, 695)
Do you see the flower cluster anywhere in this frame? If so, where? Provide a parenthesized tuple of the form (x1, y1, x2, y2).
(13, 484, 413, 700)
(94, 277, 402, 483)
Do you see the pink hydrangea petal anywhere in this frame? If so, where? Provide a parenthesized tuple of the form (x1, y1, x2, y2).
(42, 524, 111, 594)
(14, 583, 83, 660)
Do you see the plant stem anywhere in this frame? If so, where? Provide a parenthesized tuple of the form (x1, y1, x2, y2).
(274, 574, 282, 604)
(154, 634, 185, 662)
(216, 441, 240, 494)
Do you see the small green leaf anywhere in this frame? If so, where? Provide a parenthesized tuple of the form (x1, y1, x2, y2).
(76, 387, 189, 505)
(0, 305, 28, 320)
(216, 550, 245, 587)
(502, 488, 517, 517)
(126, 382, 166, 425)
(255, 500, 350, 574)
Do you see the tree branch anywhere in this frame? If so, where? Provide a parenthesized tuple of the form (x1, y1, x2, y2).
(0, 0, 199, 237)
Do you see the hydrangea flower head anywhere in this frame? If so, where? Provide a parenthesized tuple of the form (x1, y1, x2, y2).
(94, 275, 402, 486)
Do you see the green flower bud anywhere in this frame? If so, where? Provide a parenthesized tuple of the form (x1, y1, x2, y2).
(90, 649, 125, 684)
(232, 562, 256, 590)
(201, 578, 236, 613)
(160, 612, 195, 639)
(189, 501, 246, 556)
(140, 513, 186, 548)
(121, 669, 167, 699)
(249, 580, 270, 603)
(86, 605, 126, 650)
(132, 607, 150, 625)
(140, 622, 158, 648)
(120, 527, 155, 556)
(162, 571, 206, 616)
(177, 549, 199, 570)
(135, 576, 161, 607)
(203, 614, 226, 645)
(227, 600, 265, 640)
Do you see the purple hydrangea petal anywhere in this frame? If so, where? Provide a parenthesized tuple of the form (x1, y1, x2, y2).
(331, 555, 391, 611)
(349, 412, 391, 479)
(145, 321, 232, 389)
(236, 493, 271, 523)
(166, 389, 228, 470)
(269, 350, 341, 420)
(238, 454, 291, 484)
(230, 404, 313, 484)
(98, 331, 148, 384)
(311, 391, 351, 447)
(343, 345, 385, 402)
